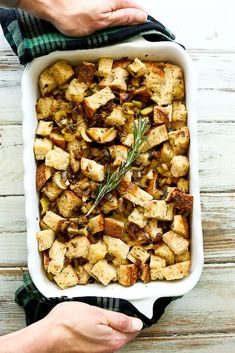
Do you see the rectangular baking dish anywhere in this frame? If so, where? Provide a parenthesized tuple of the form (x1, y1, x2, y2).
(22, 39, 203, 319)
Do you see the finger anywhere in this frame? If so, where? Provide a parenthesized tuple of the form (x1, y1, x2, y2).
(112, 0, 148, 14)
(103, 310, 143, 333)
(107, 8, 147, 27)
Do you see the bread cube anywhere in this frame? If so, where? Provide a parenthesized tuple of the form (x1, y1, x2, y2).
(172, 101, 187, 128)
(118, 180, 153, 207)
(150, 255, 166, 280)
(104, 218, 125, 239)
(100, 193, 118, 214)
(48, 240, 67, 274)
(81, 158, 105, 182)
(43, 211, 65, 231)
(117, 264, 138, 286)
(36, 97, 57, 120)
(36, 121, 53, 137)
(89, 214, 105, 234)
(163, 230, 189, 255)
(36, 164, 53, 191)
(144, 201, 174, 221)
(154, 244, 175, 265)
(128, 208, 147, 228)
(139, 264, 151, 283)
(140, 125, 169, 152)
(159, 142, 174, 163)
(42, 181, 63, 201)
(87, 128, 117, 144)
(169, 127, 190, 155)
(87, 241, 107, 264)
(34, 138, 53, 160)
(91, 260, 117, 286)
(128, 58, 146, 78)
(39, 68, 57, 96)
(75, 265, 90, 285)
(97, 57, 113, 76)
(136, 152, 150, 166)
(103, 235, 129, 263)
(56, 191, 81, 218)
(76, 61, 96, 84)
(171, 155, 189, 177)
(36, 229, 55, 251)
(99, 67, 128, 91)
(121, 133, 134, 147)
(134, 86, 152, 101)
(127, 246, 150, 264)
(144, 219, 163, 242)
(47, 259, 64, 275)
(171, 215, 189, 238)
(65, 79, 88, 103)
(49, 131, 66, 150)
(45, 146, 70, 170)
(50, 60, 74, 85)
(175, 250, 191, 263)
(83, 87, 115, 118)
(109, 145, 128, 166)
(54, 265, 79, 289)
(66, 236, 91, 259)
(177, 177, 189, 193)
(153, 105, 172, 125)
(105, 106, 126, 126)
(169, 190, 193, 211)
(163, 261, 191, 280)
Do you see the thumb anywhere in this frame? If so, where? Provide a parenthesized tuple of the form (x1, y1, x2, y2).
(104, 310, 143, 333)
(107, 8, 147, 27)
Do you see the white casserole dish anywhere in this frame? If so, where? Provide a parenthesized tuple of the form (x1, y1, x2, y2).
(22, 39, 203, 319)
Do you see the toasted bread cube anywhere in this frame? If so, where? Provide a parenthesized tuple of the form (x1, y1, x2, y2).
(36, 229, 55, 252)
(39, 68, 57, 96)
(65, 79, 88, 103)
(171, 155, 189, 177)
(163, 230, 189, 255)
(175, 250, 191, 263)
(36, 164, 53, 191)
(91, 260, 117, 286)
(36, 97, 57, 120)
(104, 218, 125, 239)
(49, 131, 66, 149)
(171, 215, 189, 238)
(105, 106, 126, 126)
(87, 241, 107, 264)
(109, 145, 128, 166)
(172, 101, 187, 128)
(177, 178, 189, 193)
(75, 265, 90, 285)
(43, 211, 65, 231)
(97, 58, 113, 76)
(54, 265, 79, 289)
(144, 201, 174, 221)
(150, 267, 165, 280)
(170, 190, 193, 211)
(121, 133, 134, 147)
(140, 125, 168, 152)
(100, 193, 118, 214)
(134, 86, 152, 101)
(48, 259, 64, 275)
(128, 208, 147, 228)
(127, 246, 150, 264)
(118, 180, 153, 207)
(118, 264, 138, 286)
(103, 235, 129, 263)
(144, 219, 163, 242)
(128, 58, 146, 78)
(81, 158, 105, 182)
(99, 68, 128, 91)
(66, 236, 90, 260)
(153, 105, 172, 125)
(48, 240, 66, 274)
(83, 87, 115, 118)
(34, 138, 53, 160)
(136, 152, 150, 166)
(169, 127, 190, 155)
(83, 263, 93, 277)
(150, 255, 166, 280)
(154, 244, 175, 265)
(87, 127, 117, 144)
(42, 181, 63, 201)
(139, 264, 151, 283)
(56, 190, 82, 218)
(36, 121, 54, 137)
(50, 60, 74, 85)
(163, 261, 191, 280)
(89, 214, 105, 234)
(76, 61, 96, 84)
(45, 146, 70, 170)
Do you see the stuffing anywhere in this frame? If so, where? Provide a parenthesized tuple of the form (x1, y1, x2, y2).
(91, 260, 117, 285)
(154, 244, 175, 265)
(97, 58, 113, 76)
(139, 264, 151, 283)
(49, 60, 74, 85)
(171, 215, 189, 238)
(39, 68, 57, 96)
(118, 180, 153, 207)
(36, 121, 54, 136)
(49, 131, 66, 150)
(117, 264, 138, 286)
(120, 133, 134, 147)
(36, 229, 55, 251)
(89, 214, 105, 234)
(172, 101, 187, 128)
(81, 157, 105, 182)
(48, 240, 67, 274)
(109, 145, 128, 166)
(128, 207, 147, 228)
(36, 97, 57, 120)
(163, 230, 189, 255)
(144, 200, 174, 221)
(144, 219, 163, 242)
(103, 235, 129, 263)
(168, 127, 190, 155)
(127, 58, 147, 78)
(127, 246, 150, 264)
(163, 261, 191, 280)
(76, 61, 96, 84)
(175, 250, 191, 263)
(75, 265, 90, 285)
(43, 211, 65, 231)
(34, 138, 53, 160)
(177, 178, 189, 193)
(140, 125, 168, 152)
(45, 146, 70, 170)
(67, 140, 82, 173)
(66, 236, 91, 259)
(56, 190, 82, 218)
(87, 127, 117, 144)
(133, 86, 152, 101)
(87, 240, 107, 264)
(171, 155, 189, 177)
(149, 255, 166, 280)
(105, 106, 126, 126)
(104, 218, 125, 239)
(153, 105, 172, 125)
(52, 171, 69, 190)
(36, 164, 53, 191)
(100, 193, 118, 214)
(169, 190, 193, 211)
(159, 142, 174, 162)
(99, 67, 128, 91)
(136, 152, 150, 166)
(42, 181, 63, 201)
(65, 79, 88, 103)
(54, 265, 79, 289)
(83, 87, 115, 118)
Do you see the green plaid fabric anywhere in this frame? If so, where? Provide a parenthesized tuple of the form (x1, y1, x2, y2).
(0, 9, 179, 65)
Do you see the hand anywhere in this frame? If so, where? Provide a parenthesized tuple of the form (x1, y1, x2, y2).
(17, 0, 148, 37)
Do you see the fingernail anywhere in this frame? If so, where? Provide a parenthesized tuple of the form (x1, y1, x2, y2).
(131, 318, 143, 331)
(135, 11, 147, 23)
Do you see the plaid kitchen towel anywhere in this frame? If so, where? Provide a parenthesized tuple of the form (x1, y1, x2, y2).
(15, 273, 178, 329)
(0, 8, 179, 65)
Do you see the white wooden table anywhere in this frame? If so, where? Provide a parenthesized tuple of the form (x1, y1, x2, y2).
(0, 0, 235, 351)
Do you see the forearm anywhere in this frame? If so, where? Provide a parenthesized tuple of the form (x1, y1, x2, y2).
(0, 0, 19, 8)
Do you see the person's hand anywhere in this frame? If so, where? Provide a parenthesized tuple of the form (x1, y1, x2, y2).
(43, 302, 143, 353)
(17, 0, 148, 37)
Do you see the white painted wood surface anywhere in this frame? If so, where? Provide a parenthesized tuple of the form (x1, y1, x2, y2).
(0, 0, 235, 352)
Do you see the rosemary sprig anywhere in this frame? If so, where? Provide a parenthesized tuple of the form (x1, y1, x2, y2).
(86, 117, 149, 216)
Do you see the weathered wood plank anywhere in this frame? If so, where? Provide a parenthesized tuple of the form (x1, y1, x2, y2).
(0, 265, 235, 338)
(1, 123, 235, 195)
(0, 193, 234, 266)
